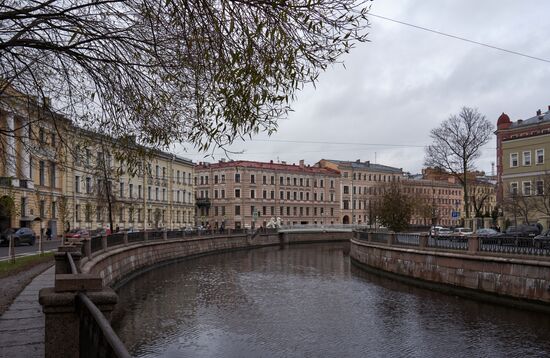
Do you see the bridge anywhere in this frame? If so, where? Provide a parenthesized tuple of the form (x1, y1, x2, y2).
(278, 224, 371, 233)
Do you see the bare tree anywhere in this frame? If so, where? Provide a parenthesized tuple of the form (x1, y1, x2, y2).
(425, 107, 493, 219)
(0, 0, 371, 154)
(469, 180, 492, 218)
(502, 186, 535, 226)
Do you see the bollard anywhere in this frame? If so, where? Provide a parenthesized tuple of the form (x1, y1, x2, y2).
(123, 231, 128, 245)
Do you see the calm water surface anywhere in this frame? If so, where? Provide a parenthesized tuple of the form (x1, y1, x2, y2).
(113, 243, 550, 358)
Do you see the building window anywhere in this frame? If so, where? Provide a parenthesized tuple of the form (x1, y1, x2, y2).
(75, 176, 81, 193)
(263, 176, 267, 184)
(523, 151, 531, 166)
(119, 182, 124, 198)
(129, 184, 133, 199)
(510, 153, 518, 167)
(86, 177, 92, 194)
(343, 186, 349, 194)
(138, 185, 142, 199)
(221, 189, 225, 198)
(263, 190, 267, 199)
(235, 173, 241, 183)
(155, 187, 159, 201)
(21, 198, 26, 217)
(250, 174, 255, 184)
(536, 149, 544, 164)
(51, 201, 56, 218)
(39, 161, 45, 185)
(250, 190, 255, 199)
(536, 180, 544, 195)
(235, 189, 241, 198)
(75, 204, 80, 221)
(235, 205, 241, 215)
(522, 181, 531, 196)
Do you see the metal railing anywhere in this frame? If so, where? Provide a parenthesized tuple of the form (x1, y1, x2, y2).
(395, 233, 420, 246)
(480, 237, 550, 256)
(427, 236, 468, 251)
(65, 252, 131, 358)
(77, 293, 131, 358)
(355, 230, 550, 257)
(279, 224, 371, 232)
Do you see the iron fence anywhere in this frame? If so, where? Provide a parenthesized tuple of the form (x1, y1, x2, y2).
(371, 232, 390, 244)
(90, 236, 103, 254)
(77, 293, 131, 358)
(480, 237, 550, 256)
(127, 231, 144, 243)
(108, 233, 125, 247)
(395, 233, 420, 246)
(427, 236, 468, 251)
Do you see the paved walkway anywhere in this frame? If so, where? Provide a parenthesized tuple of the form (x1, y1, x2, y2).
(0, 266, 54, 358)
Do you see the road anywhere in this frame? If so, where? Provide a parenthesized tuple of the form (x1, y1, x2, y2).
(0, 239, 61, 260)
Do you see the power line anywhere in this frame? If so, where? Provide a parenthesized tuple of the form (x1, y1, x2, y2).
(369, 12, 550, 64)
(249, 138, 427, 148)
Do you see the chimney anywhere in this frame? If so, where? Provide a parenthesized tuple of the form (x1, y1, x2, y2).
(356, 159, 360, 163)
(299, 159, 304, 167)
(366, 161, 370, 166)
(281, 161, 286, 164)
(270, 160, 273, 164)
(518, 119, 523, 124)
(537, 109, 542, 116)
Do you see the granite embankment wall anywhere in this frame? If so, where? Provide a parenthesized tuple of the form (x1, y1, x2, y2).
(350, 238, 550, 310)
(80, 231, 350, 287)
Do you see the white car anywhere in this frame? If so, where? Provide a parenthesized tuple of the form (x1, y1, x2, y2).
(453, 227, 473, 236)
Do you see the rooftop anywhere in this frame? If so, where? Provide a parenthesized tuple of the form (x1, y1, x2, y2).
(196, 160, 340, 175)
(322, 159, 403, 174)
(510, 106, 550, 128)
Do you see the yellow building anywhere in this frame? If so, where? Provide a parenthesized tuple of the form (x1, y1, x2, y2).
(0, 90, 195, 238)
(496, 107, 550, 227)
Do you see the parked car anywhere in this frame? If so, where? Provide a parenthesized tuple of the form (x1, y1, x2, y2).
(502, 224, 541, 238)
(533, 229, 550, 248)
(90, 228, 112, 237)
(65, 229, 90, 239)
(430, 226, 452, 236)
(0, 227, 36, 246)
(475, 228, 499, 237)
(453, 227, 473, 236)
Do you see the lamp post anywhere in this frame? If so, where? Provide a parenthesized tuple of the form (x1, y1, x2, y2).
(33, 216, 43, 255)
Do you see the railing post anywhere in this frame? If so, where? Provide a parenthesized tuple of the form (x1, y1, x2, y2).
(83, 238, 92, 260)
(367, 232, 372, 242)
(468, 235, 480, 253)
(143, 230, 149, 241)
(123, 231, 128, 245)
(101, 235, 107, 252)
(419, 234, 428, 249)
(389, 233, 396, 246)
(228, 229, 232, 236)
(163, 229, 168, 240)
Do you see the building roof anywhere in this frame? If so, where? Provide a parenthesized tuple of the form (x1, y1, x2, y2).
(322, 159, 403, 174)
(196, 160, 340, 176)
(510, 107, 550, 128)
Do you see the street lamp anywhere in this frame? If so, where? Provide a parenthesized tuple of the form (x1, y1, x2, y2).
(33, 216, 43, 255)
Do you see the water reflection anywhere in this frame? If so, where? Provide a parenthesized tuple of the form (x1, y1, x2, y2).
(113, 243, 550, 358)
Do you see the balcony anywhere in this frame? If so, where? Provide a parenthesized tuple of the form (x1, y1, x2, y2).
(195, 197, 211, 208)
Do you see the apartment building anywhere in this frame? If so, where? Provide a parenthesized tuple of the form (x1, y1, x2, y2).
(68, 136, 195, 232)
(496, 106, 550, 226)
(403, 175, 463, 227)
(317, 159, 404, 225)
(0, 89, 195, 238)
(194, 160, 340, 229)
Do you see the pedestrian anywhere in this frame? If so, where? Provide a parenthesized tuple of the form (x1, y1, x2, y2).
(115, 225, 120, 233)
(46, 227, 52, 240)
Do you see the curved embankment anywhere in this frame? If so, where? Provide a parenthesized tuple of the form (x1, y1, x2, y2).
(350, 237, 550, 312)
(80, 231, 350, 287)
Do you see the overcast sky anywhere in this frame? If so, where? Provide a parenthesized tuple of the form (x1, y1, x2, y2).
(174, 0, 550, 175)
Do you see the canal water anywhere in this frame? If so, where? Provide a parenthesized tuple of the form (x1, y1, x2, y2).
(113, 243, 550, 358)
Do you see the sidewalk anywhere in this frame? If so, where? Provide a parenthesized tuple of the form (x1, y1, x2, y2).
(0, 266, 54, 358)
